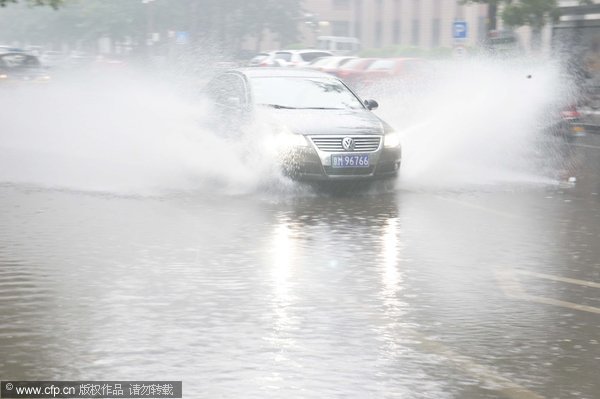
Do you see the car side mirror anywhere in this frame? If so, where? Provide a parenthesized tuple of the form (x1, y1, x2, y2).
(224, 96, 242, 108)
(364, 99, 378, 110)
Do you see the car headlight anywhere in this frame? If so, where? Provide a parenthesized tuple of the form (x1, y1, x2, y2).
(0, 74, 7, 79)
(384, 131, 401, 148)
(276, 131, 308, 149)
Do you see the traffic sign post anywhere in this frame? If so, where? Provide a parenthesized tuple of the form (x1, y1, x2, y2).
(452, 45, 467, 58)
(452, 21, 468, 58)
(453, 21, 468, 40)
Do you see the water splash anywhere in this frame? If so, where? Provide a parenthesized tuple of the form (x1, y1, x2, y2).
(365, 57, 571, 191)
(0, 68, 293, 196)
(0, 57, 573, 196)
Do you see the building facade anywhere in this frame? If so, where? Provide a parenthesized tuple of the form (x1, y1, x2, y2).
(302, 0, 489, 50)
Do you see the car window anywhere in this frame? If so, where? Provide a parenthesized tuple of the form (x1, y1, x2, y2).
(249, 76, 364, 110)
(274, 52, 292, 62)
(206, 74, 246, 107)
(300, 52, 333, 62)
(337, 57, 355, 67)
(340, 58, 369, 70)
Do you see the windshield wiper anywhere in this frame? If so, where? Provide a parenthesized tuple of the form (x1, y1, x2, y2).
(259, 104, 298, 109)
(298, 107, 344, 110)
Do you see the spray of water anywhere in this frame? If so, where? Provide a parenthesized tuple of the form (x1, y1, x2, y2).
(0, 56, 573, 196)
(0, 67, 294, 196)
(362, 57, 572, 191)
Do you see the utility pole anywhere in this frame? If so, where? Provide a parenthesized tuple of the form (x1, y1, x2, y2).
(488, 2, 498, 32)
(142, 0, 156, 58)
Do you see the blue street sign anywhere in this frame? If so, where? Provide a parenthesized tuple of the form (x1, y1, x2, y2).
(453, 21, 468, 39)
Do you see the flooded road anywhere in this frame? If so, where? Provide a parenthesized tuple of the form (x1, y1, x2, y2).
(1, 132, 599, 399)
(1, 60, 599, 398)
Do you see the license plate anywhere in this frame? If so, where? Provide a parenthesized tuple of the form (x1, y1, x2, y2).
(331, 154, 370, 168)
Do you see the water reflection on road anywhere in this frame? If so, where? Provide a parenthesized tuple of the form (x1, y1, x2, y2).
(1, 137, 599, 398)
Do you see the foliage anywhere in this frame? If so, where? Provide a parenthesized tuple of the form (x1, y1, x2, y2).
(0, 0, 303, 53)
(500, 0, 592, 29)
(0, 0, 63, 9)
(462, 0, 595, 30)
(502, 0, 559, 31)
(359, 45, 453, 59)
(461, 0, 594, 49)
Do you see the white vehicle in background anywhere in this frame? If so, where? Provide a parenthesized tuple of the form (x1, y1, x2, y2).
(317, 36, 361, 55)
(271, 49, 333, 67)
(249, 51, 280, 67)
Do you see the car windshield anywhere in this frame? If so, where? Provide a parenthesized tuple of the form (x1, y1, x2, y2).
(340, 58, 372, 70)
(307, 57, 332, 67)
(319, 57, 351, 68)
(250, 76, 364, 110)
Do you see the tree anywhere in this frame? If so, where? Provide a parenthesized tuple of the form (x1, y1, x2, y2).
(0, 0, 63, 9)
(501, 0, 557, 50)
(463, 0, 593, 50)
(0, 0, 304, 56)
(502, 0, 594, 50)
(461, 0, 503, 34)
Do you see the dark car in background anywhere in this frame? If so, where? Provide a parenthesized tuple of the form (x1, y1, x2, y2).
(0, 52, 50, 83)
(204, 68, 401, 182)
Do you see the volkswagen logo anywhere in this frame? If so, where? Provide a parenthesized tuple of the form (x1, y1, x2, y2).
(342, 137, 355, 151)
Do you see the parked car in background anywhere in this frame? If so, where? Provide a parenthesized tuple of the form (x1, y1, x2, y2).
(249, 52, 279, 67)
(362, 57, 427, 86)
(271, 50, 333, 67)
(335, 57, 378, 87)
(553, 105, 586, 141)
(305, 56, 356, 75)
(0, 52, 50, 83)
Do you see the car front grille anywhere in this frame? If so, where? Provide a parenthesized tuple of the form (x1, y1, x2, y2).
(310, 136, 381, 152)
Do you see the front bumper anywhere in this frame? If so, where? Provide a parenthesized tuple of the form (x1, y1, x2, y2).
(280, 136, 401, 181)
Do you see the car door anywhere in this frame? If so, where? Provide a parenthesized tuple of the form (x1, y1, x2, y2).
(205, 73, 249, 136)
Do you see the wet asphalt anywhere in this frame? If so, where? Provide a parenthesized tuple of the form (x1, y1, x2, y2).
(0, 132, 599, 399)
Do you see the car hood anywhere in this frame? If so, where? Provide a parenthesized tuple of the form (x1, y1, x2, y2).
(266, 108, 388, 136)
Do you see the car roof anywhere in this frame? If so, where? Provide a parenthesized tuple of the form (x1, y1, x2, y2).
(231, 67, 341, 79)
